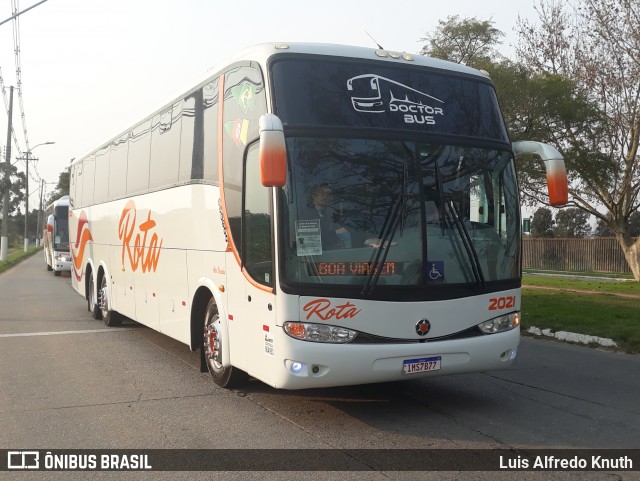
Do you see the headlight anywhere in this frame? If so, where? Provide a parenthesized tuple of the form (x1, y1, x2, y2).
(478, 312, 520, 334)
(283, 322, 357, 343)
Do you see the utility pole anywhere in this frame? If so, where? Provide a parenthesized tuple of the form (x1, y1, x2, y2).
(23, 151, 29, 251)
(21, 142, 54, 251)
(0, 86, 14, 262)
(36, 179, 44, 247)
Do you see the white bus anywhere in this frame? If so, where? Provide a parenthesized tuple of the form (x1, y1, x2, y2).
(44, 195, 71, 276)
(69, 43, 567, 390)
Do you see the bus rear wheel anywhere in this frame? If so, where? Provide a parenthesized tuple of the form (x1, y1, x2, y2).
(88, 271, 102, 319)
(99, 274, 122, 327)
(202, 298, 247, 389)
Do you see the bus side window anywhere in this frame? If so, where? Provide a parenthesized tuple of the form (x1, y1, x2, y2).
(243, 143, 273, 286)
(127, 119, 152, 196)
(222, 62, 267, 259)
(150, 101, 182, 189)
(82, 155, 95, 206)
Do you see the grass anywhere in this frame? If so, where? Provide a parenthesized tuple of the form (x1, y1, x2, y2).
(523, 273, 640, 296)
(522, 274, 640, 354)
(524, 268, 635, 280)
(0, 246, 41, 274)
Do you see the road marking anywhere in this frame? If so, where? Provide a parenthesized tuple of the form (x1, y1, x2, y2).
(0, 328, 132, 338)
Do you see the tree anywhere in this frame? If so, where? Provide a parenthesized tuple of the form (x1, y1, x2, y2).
(420, 15, 504, 68)
(531, 207, 555, 238)
(516, 0, 640, 280)
(594, 211, 640, 237)
(0, 165, 26, 216)
(594, 217, 614, 237)
(554, 208, 591, 238)
(632, 212, 640, 237)
(46, 167, 70, 205)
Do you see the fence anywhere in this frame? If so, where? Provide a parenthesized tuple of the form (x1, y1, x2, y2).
(522, 237, 636, 273)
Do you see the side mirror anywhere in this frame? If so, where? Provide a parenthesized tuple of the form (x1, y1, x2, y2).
(512, 141, 568, 206)
(47, 214, 55, 233)
(259, 113, 287, 187)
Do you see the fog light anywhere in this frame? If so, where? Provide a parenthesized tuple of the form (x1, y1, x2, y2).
(286, 360, 309, 377)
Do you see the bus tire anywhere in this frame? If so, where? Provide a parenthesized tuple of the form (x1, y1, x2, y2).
(202, 298, 247, 389)
(99, 274, 122, 327)
(47, 264, 53, 271)
(88, 271, 102, 320)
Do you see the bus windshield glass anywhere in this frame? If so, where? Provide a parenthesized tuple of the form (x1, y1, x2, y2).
(280, 138, 520, 290)
(54, 205, 69, 251)
(270, 58, 509, 141)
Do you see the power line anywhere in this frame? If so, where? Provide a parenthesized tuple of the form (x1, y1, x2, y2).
(13, 0, 39, 184)
(0, 66, 24, 158)
(13, 1, 30, 150)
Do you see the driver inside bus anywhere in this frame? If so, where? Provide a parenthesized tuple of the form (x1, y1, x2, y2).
(307, 183, 351, 249)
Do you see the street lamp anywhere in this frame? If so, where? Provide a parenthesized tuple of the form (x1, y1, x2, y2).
(23, 141, 55, 251)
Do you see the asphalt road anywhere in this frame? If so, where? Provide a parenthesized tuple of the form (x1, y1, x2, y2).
(1, 253, 639, 481)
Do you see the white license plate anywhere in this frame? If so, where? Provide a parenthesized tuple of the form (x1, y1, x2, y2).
(402, 356, 441, 374)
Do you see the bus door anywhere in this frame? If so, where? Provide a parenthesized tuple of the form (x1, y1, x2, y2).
(222, 142, 277, 379)
(241, 144, 277, 379)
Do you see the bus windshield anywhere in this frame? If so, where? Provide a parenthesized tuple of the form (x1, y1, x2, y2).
(280, 137, 520, 292)
(54, 205, 69, 251)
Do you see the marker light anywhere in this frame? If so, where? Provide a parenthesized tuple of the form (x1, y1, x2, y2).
(283, 322, 357, 343)
(478, 312, 520, 334)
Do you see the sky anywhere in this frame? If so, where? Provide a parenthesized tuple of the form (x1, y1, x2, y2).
(0, 0, 541, 207)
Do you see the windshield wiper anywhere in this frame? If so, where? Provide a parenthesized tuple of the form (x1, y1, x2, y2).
(361, 161, 408, 296)
(445, 200, 485, 288)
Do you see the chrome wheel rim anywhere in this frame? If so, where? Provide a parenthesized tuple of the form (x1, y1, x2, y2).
(204, 314, 223, 372)
(98, 277, 108, 318)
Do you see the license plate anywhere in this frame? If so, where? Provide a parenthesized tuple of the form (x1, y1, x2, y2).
(403, 356, 441, 374)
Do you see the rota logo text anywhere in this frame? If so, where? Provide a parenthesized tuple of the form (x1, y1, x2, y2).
(303, 298, 361, 321)
(118, 200, 163, 273)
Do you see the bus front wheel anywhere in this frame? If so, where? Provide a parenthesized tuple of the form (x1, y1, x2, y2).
(202, 298, 247, 389)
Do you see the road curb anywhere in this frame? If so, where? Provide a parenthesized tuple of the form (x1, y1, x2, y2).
(527, 326, 618, 348)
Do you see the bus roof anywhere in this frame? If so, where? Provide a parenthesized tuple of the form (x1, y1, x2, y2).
(70, 43, 487, 168)
(223, 42, 485, 78)
(46, 195, 69, 210)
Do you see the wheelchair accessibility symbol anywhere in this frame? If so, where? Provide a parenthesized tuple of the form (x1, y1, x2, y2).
(426, 261, 444, 281)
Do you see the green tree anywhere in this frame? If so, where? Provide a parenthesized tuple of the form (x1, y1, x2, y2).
(554, 208, 591, 238)
(630, 211, 640, 237)
(420, 15, 505, 68)
(0, 165, 26, 217)
(517, 0, 640, 280)
(531, 207, 555, 238)
(594, 217, 614, 237)
(46, 167, 70, 205)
